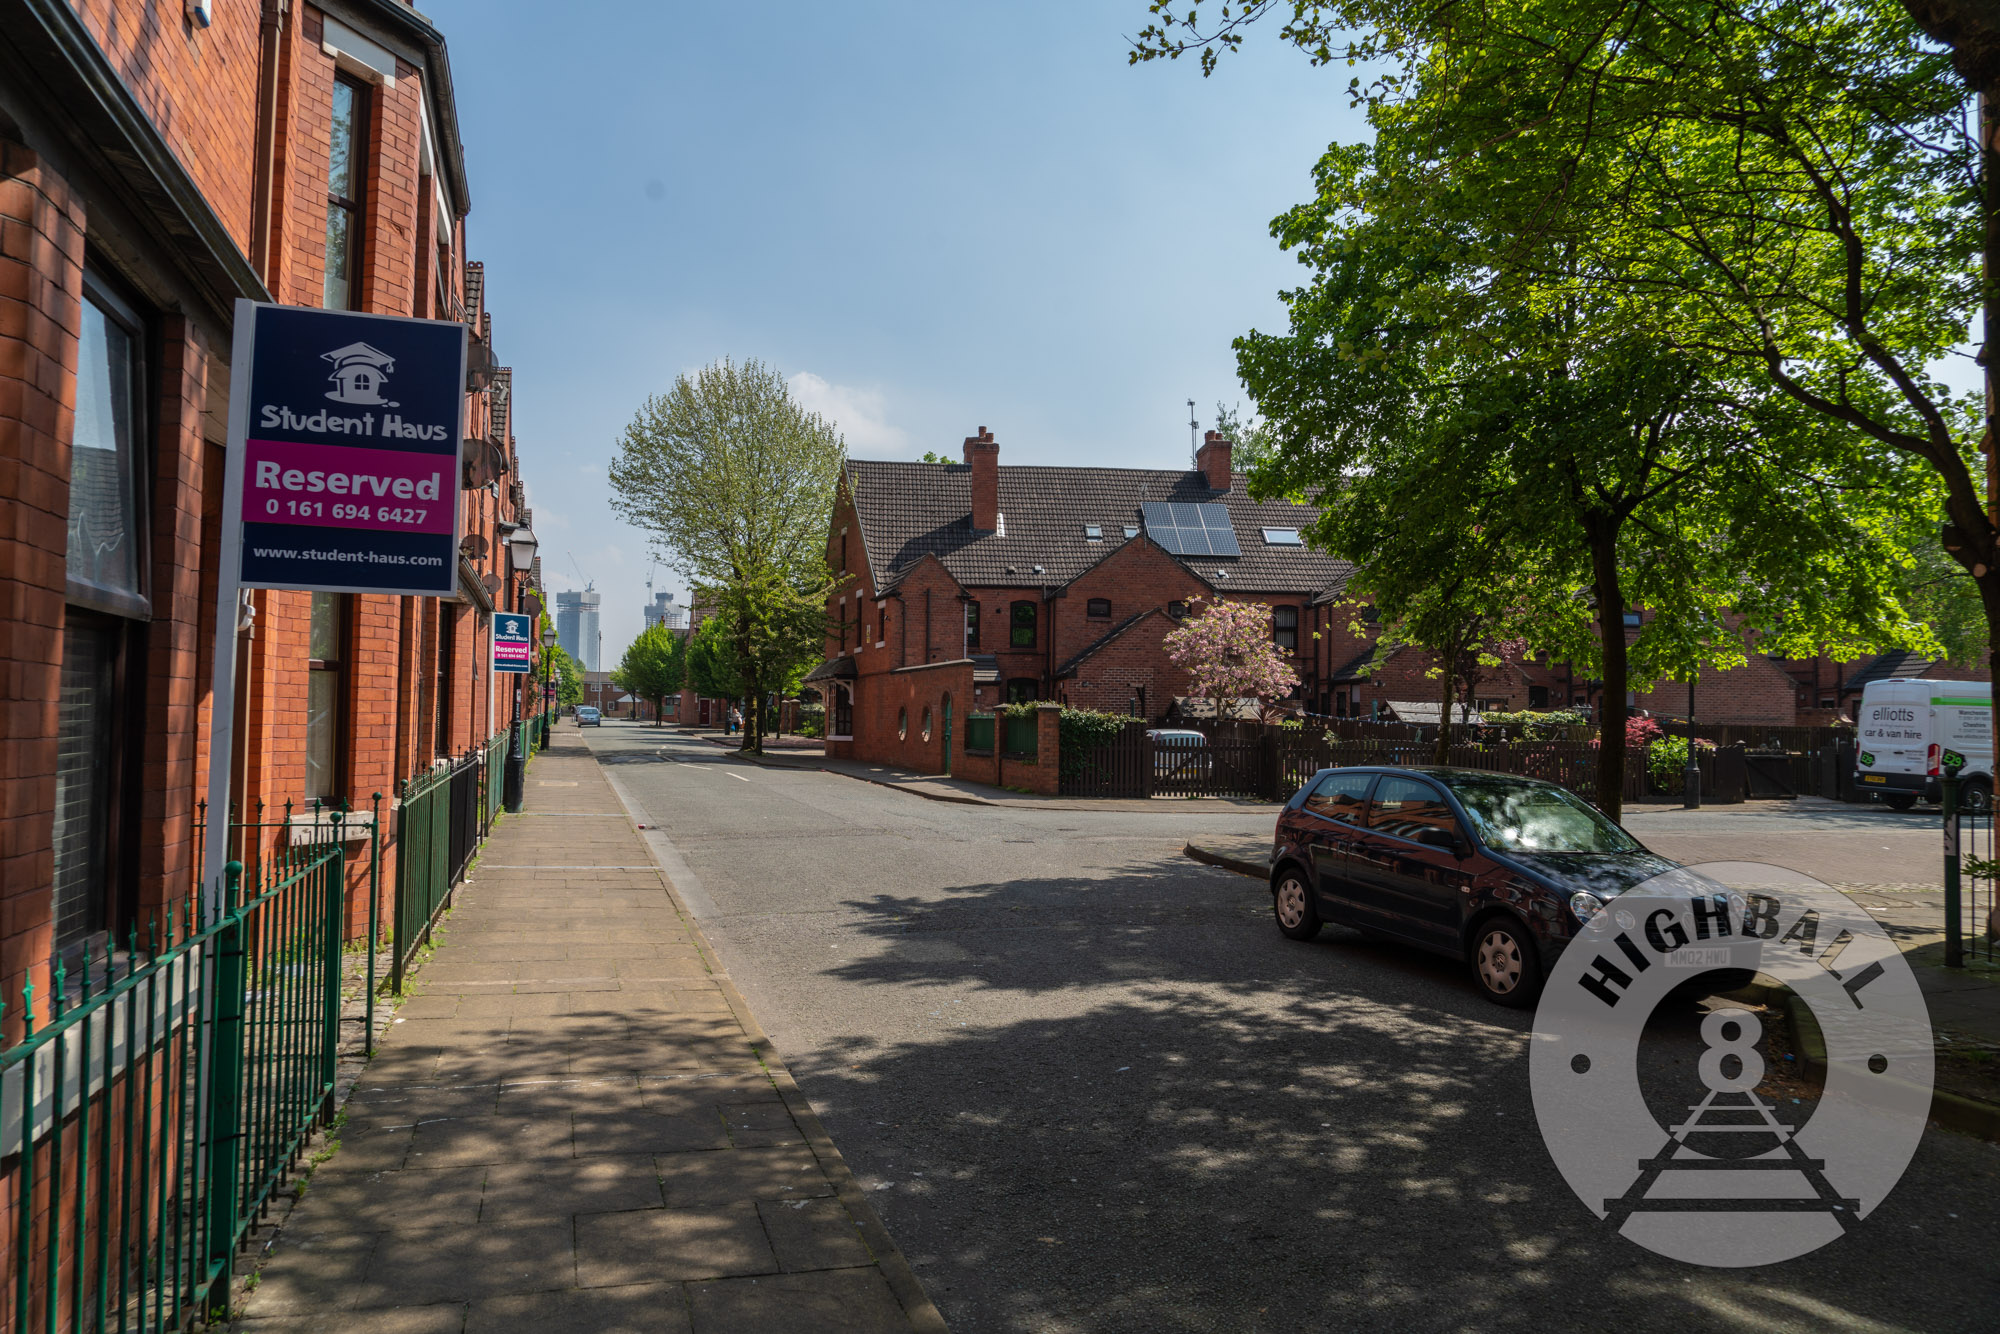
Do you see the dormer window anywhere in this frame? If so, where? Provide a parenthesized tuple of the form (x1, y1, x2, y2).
(1084, 524, 1103, 541)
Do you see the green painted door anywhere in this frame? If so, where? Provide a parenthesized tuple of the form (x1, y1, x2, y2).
(942, 698, 953, 777)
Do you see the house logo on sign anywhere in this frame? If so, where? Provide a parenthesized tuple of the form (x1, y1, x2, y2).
(322, 342, 399, 407)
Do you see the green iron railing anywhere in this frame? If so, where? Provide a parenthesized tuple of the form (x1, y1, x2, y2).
(483, 730, 508, 833)
(2, 840, 346, 1331)
(965, 714, 995, 755)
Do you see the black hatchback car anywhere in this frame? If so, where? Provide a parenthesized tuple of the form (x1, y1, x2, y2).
(1270, 766, 1680, 1008)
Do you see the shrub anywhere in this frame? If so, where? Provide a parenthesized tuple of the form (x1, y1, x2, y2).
(1647, 735, 1715, 788)
(1479, 709, 1589, 740)
(1056, 708, 1136, 782)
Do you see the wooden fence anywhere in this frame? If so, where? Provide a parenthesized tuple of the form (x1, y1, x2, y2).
(1057, 719, 1776, 805)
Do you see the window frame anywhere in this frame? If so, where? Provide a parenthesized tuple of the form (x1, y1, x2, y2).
(67, 271, 153, 621)
(306, 592, 351, 803)
(964, 599, 980, 650)
(323, 73, 370, 310)
(1009, 599, 1037, 649)
(1086, 597, 1111, 619)
(1272, 605, 1299, 651)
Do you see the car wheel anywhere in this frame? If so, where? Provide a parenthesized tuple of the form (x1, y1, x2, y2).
(1961, 780, 1992, 815)
(1469, 915, 1543, 1008)
(1272, 868, 1322, 942)
(1883, 793, 1917, 811)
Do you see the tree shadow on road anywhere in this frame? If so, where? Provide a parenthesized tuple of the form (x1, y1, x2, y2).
(770, 857, 1984, 1334)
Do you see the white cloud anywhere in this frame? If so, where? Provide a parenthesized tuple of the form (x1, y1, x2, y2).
(788, 372, 907, 454)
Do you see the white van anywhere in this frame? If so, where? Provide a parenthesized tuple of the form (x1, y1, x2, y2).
(1854, 678, 1993, 811)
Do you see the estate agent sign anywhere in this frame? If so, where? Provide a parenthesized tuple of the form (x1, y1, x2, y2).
(226, 303, 468, 596)
(204, 301, 470, 901)
(493, 612, 534, 674)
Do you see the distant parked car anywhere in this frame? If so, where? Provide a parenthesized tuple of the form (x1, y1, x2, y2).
(1269, 766, 1698, 1008)
(575, 706, 602, 727)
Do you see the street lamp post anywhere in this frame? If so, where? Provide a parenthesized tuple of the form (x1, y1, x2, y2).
(502, 523, 538, 813)
(1683, 676, 1701, 810)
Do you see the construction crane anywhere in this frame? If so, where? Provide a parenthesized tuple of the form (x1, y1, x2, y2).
(568, 551, 592, 591)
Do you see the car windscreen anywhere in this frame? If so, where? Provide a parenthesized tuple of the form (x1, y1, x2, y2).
(1445, 778, 1640, 854)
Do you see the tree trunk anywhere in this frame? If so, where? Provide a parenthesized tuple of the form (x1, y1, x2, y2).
(1434, 645, 1456, 766)
(1589, 524, 1629, 821)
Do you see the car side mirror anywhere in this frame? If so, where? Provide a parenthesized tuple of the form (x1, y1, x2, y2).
(1416, 827, 1463, 855)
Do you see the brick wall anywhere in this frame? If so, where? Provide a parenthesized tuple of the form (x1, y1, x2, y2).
(0, 136, 84, 1015)
(135, 317, 211, 922)
(844, 660, 975, 776)
(1632, 655, 1799, 726)
(66, 0, 262, 256)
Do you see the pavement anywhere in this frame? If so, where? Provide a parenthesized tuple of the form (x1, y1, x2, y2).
(227, 729, 945, 1333)
(584, 721, 2000, 1334)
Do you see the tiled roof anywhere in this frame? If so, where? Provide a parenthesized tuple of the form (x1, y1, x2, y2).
(1845, 649, 1940, 690)
(848, 460, 1352, 596)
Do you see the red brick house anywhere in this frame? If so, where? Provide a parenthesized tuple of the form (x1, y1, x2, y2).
(809, 429, 1351, 773)
(0, 1, 541, 1019)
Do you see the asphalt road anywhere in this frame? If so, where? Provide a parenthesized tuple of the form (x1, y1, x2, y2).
(584, 723, 1999, 1334)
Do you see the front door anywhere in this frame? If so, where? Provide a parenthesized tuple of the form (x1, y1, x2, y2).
(1348, 775, 1473, 948)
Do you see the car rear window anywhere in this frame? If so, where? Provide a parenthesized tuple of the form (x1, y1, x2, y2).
(1368, 776, 1457, 841)
(1303, 772, 1372, 825)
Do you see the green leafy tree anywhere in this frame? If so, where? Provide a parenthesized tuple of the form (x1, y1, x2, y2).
(1236, 193, 1930, 814)
(1133, 0, 1998, 776)
(609, 359, 846, 753)
(551, 646, 584, 708)
(1212, 401, 1275, 471)
(615, 623, 685, 724)
(685, 613, 745, 705)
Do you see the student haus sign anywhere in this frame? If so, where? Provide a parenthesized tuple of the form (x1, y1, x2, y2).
(228, 303, 468, 597)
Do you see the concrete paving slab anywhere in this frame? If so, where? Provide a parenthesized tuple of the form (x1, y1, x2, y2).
(574, 1204, 777, 1287)
(757, 1198, 874, 1272)
(353, 1222, 576, 1306)
(465, 1284, 692, 1334)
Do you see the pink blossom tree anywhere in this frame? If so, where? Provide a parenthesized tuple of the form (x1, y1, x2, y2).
(1162, 599, 1300, 721)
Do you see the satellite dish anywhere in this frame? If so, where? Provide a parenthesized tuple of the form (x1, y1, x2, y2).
(523, 591, 543, 620)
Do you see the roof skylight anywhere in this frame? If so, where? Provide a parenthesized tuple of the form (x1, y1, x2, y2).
(1261, 527, 1303, 546)
(1084, 524, 1103, 541)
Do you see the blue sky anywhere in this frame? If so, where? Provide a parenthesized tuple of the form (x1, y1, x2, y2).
(428, 2, 1364, 666)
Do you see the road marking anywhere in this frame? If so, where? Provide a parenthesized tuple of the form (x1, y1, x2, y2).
(728, 773, 750, 782)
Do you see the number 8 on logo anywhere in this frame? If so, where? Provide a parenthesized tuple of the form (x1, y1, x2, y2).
(1697, 1008, 1763, 1094)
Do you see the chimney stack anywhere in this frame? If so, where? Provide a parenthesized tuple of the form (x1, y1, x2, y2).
(964, 426, 999, 532)
(1197, 430, 1233, 492)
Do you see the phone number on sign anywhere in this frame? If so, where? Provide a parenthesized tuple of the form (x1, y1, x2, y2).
(264, 499, 428, 525)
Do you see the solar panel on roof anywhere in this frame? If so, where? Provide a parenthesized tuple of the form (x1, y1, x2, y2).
(1140, 501, 1240, 558)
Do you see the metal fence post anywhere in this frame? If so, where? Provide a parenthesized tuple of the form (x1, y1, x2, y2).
(204, 862, 248, 1288)
(324, 814, 346, 1120)
(367, 792, 381, 1056)
(1944, 761, 1964, 969)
